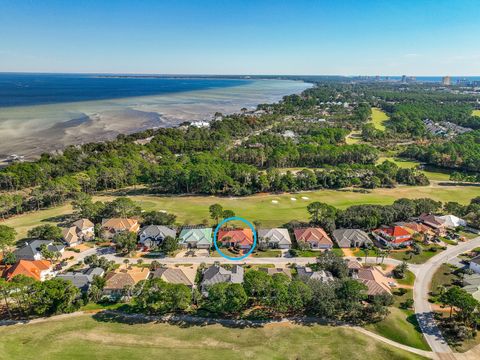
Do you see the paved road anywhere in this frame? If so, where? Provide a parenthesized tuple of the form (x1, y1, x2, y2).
(86, 248, 406, 267)
(413, 237, 480, 360)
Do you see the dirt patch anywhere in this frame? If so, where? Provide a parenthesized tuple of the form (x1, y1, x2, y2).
(263, 321, 296, 329)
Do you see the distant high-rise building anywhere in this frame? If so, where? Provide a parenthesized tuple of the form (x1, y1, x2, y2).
(442, 76, 451, 86)
(401, 75, 407, 83)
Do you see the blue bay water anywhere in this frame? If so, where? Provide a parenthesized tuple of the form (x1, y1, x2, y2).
(0, 73, 254, 108)
(0, 73, 312, 158)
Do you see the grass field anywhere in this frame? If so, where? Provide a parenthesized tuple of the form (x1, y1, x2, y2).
(430, 263, 458, 295)
(366, 307, 430, 351)
(472, 110, 480, 116)
(370, 108, 389, 131)
(345, 107, 388, 144)
(3, 183, 479, 240)
(396, 270, 416, 287)
(388, 244, 445, 264)
(375, 157, 451, 181)
(0, 314, 427, 360)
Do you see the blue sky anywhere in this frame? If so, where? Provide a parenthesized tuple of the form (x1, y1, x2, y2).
(0, 0, 479, 75)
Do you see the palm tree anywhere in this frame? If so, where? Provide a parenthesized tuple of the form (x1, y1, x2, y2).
(363, 243, 372, 264)
(123, 258, 130, 269)
(150, 260, 160, 271)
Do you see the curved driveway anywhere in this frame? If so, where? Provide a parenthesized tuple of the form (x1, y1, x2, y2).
(414, 237, 480, 360)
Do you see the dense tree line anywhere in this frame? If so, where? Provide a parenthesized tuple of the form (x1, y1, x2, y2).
(402, 130, 480, 172)
(0, 275, 81, 318)
(302, 197, 444, 233)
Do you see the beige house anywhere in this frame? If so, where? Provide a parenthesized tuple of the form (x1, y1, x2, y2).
(103, 266, 150, 298)
(62, 218, 95, 246)
(354, 266, 392, 296)
(151, 266, 196, 288)
(101, 218, 140, 239)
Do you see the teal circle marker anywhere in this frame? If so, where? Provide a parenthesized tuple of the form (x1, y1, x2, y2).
(213, 216, 257, 261)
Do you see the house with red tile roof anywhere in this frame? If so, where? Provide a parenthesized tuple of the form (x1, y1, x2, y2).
(400, 222, 435, 240)
(293, 228, 333, 250)
(3, 260, 53, 281)
(217, 229, 254, 250)
(372, 225, 413, 248)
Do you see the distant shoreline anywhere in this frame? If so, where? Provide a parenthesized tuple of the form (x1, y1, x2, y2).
(0, 77, 312, 160)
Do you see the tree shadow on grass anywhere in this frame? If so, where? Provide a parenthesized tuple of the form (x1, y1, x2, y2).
(41, 213, 76, 227)
(406, 313, 424, 334)
(92, 309, 336, 331)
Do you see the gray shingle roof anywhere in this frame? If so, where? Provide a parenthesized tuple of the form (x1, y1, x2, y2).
(56, 267, 104, 290)
(296, 266, 333, 282)
(470, 255, 480, 266)
(15, 240, 65, 260)
(332, 229, 372, 248)
(139, 225, 176, 240)
(201, 265, 244, 290)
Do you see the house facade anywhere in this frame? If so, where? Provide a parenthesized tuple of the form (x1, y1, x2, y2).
(332, 229, 372, 248)
(56, 267, 105, 292)
(151, 266, 196, 288)
(400, 222, 435, 240)
(103, 267, 150, 298)
(354, 266, 392, 296)
(372, 226, 412, 248)
(438, 215, 467, 229)
(200, 264, 244, 295)
(419, 214, 448, 236)
(257, 228, 292, 249)
(72, 219, 95, 239)
(217, 229, 254, 250)
(138, 225, 176, 248)
(4, 260, 54, 281)
(178, 228, 213, 249)
(101, 218, 140, 239)
(293, 228, 333, 250)
(296, 266, 334, 282)
(14, 240, 65, 261)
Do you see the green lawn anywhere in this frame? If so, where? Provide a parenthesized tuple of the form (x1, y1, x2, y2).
(0, 314, 427, 360)
(370, 108, 389, 131)
(366, 307, 430, 351)
(430, 263, 458, 296)
(376, 157, 420, 169)
(396, 270, 415, 287)
(375, 157, 451, 181)
(296, 250, 322, 257)
(388, 245, 445, 264)
(251, 249, 282, 258)
(3, 183, 479, 240)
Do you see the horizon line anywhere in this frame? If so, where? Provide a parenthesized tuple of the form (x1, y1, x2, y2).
(1, 71, 479, 78)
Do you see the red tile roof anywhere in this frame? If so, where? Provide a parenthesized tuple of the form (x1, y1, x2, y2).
(402, 222, 434, 234)
(293, 228, 333, 246)
(374, 226, 412, 244)
(217, 229, 254, 247)
(4, 260, 52, 281)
